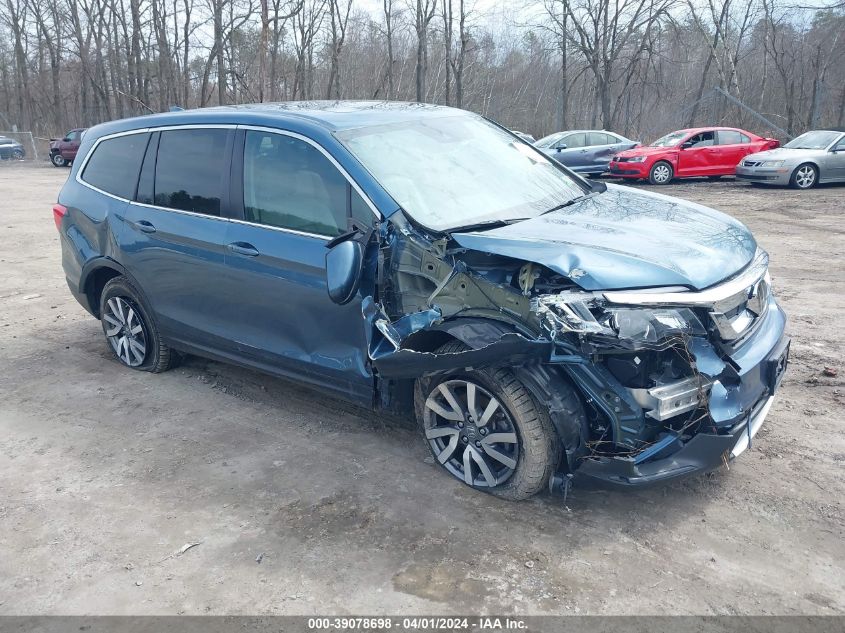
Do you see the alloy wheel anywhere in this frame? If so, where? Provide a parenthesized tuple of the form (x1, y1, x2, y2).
(795, 165, 816, 189)
(423, 379, 520, 488)
(652, 164, 671, 183)
(103, 296, 147, 367)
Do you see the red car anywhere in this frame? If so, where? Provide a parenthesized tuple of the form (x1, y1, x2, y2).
(608, 127, 780, 184)
(49, 128, 86, 167)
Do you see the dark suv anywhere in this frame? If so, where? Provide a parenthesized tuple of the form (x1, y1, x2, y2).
(56, 102, 789, 499)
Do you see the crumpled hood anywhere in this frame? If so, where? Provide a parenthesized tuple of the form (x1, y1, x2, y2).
(746, 147, 824, 161)
(451, 184, 757, 291)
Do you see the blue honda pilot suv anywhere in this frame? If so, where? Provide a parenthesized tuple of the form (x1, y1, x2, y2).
(56, 101, 789, 499)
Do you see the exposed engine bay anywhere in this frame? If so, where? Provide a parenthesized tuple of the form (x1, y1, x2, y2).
(360, 210, 789, 486)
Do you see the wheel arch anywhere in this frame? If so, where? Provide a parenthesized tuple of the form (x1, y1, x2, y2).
(408, 317, 589, 471)
(80, 258, 126, 318)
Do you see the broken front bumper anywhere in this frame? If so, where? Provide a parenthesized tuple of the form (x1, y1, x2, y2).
(571, 298, 789, 488)
(575, 393, 777, 486)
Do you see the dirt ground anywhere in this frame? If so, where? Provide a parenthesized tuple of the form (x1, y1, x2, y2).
(0, 163, 843, 616)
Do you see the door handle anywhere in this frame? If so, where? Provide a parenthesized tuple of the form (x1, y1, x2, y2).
(135, 220, 156, 233)
(227, 242, 260, 257)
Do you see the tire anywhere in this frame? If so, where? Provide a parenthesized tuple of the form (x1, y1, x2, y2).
(51, 152, 66, 167)
(99, 276, 173, 373)
(12, 149, 24, 160)
(415, 342, 562, 500)
(648, 161, 673, 185)
(789, 163, 817, 189)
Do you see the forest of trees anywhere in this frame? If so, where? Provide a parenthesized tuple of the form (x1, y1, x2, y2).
(1, 0, 843, 142)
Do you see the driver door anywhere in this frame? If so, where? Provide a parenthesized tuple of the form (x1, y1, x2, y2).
(219, 128, 377, 404)
(677, 131, 717, 176)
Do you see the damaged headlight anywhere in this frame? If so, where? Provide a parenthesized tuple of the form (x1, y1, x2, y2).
(534, 293, 706, 345)
(607, 308, 706, 343)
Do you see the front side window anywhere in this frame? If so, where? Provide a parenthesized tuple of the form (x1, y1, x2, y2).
(563, 133, 586, 148)
(243, 130, 368, 237)
(833, 135, 845, 151)
(337, 114, 584, 232)
(154, 129, 228, 216)
(82, 133, 150, 199)
(686, 131, 715, 148)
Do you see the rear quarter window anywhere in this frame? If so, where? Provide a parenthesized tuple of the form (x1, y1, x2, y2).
(81, 133, 150, 199)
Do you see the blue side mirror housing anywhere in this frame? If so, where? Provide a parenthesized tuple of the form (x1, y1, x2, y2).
(325, 239, 364, 305)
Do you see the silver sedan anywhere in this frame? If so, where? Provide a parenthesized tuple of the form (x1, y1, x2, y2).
(736, 129, 845, 189)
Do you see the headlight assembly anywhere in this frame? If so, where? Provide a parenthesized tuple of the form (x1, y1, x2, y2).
(761, 160, 784, 168)
(533, 293, 706, 347)
(628, 156, 647, 163)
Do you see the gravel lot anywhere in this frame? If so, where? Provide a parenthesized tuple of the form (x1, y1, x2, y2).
(0, 163, 843, 615)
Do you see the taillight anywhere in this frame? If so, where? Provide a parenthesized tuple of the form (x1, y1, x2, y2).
(53, 203, 67, 231)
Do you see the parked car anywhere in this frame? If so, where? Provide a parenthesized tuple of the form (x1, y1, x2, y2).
(735, 128, 845, 189)
(511, 130, 536, 143)
(609, 127, 780, 184)
(49, 128, 86, 167)
(56, 102, 788, 499)
(535, 130, 638, 177)
(0, 136, 25, 160)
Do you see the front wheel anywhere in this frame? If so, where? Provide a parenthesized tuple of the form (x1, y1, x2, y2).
(415, 344, 561, 500)
(100, 276, 173, 372)
(648, 161, 673, 185)
(790, 163, 817, 189)
(12, 149, 24, 160)
(51, 152, 66, 167)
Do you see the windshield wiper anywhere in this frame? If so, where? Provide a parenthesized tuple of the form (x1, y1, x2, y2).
(447, 218, 527, 233)
(542, 193, 593, 215)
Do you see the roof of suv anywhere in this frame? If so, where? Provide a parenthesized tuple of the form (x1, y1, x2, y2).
(89, 101, 467, 140)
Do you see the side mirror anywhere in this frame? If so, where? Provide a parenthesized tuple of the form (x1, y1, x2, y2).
(62, 137, 71, 142)
(680, 142, 693, 149)
(325, 239, 364, 305)
(556, 144, 567, 151)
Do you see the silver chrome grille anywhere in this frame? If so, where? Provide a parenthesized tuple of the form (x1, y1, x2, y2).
(743, 160, 763, 167)
(601, 250, 771, 342)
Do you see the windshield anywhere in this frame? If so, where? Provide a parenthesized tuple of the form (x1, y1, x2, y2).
(337, 115, 586, 232)
(650, 131, 687, 147)
(784, 131, 840, 150)
(535, 132, 566, 149)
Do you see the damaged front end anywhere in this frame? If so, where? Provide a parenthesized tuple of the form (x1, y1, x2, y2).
(350, 212, 789, 488)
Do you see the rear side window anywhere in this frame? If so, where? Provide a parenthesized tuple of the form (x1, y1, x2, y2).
(588, 132, 612, 146)
(154, 129, 229, 216)
(82, 133, 150, 199)
(719, 130, 747, 145)
(242, 130, 369, 237)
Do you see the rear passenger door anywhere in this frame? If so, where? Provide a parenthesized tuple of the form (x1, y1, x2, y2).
(122, 126, 238, 354)
(218, 128, 376, 403)
(586, 132, 618, 173)
(716, 130, 753, 173)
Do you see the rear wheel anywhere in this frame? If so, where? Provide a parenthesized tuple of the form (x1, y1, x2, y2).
(99, 276, 173, 372)
(415, 343, 560, 500)
(51, 152, 66, 167)
(790, 163, 817, 189)
(648, 161, 673, 185)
